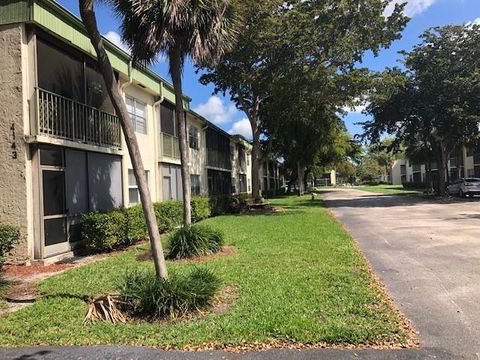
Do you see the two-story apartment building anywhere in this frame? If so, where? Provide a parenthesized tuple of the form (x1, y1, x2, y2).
(0, 0, 265, 263)
(391, 146, 480, 185)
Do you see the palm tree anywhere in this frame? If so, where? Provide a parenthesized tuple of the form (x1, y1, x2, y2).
(79, 0, 168, 279)
(110, 0, 238, 226)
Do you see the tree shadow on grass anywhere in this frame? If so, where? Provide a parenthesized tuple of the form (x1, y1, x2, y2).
(10, 350, 52, 360)
(43, 293, 90, 302)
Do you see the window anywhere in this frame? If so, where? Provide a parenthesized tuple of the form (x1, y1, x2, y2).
(160, 102, 176, 136)
(189, 125, 199, 150)
(239, 174, 247, 193)
(191, 174, 201, 195)
(128, 169, 149, 205)
(126, 97, 147, 134)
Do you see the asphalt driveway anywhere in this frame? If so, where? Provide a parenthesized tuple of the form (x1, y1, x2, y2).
(322, 188, 480, 359)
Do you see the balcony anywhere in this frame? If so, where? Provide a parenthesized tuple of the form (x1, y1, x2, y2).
(160, 133, 180, 160)
(34, 88, 121, 148)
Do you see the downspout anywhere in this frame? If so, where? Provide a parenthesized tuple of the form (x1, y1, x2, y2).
(120, 60, 133, 91)
(153, 82, 165, 201)
(119, 60, 133, 207)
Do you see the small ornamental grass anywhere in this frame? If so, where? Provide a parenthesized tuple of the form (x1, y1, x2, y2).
(167, 225, 224, 259)
(119, 267, 221, 319)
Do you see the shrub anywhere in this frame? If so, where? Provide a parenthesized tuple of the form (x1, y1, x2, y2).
(402, 182, 427, 189)
(81, 194, 241, 254)
(119, 267, 221, 319)
(208, 194, 249, 215)
(0, 224, 20, 269)
(191, 196, 211, 222)
(124, 205, 148, 244)
(167, 224, 224, 259)
(82, 210, 126, 253)
(154, 201, 183, 233)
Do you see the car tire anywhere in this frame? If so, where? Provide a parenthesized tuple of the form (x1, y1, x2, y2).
(459, 189, 465, 198)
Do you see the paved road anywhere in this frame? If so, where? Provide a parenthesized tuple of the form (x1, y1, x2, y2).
(322, 188, 480, 359)
(0, 346, 451, 360)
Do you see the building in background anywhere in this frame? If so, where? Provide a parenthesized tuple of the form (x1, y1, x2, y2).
(391, 145, 480, 185)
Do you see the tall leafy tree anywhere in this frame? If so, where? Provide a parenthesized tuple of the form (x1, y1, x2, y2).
(362, 25, 480, 194)
(199, 0, 408, 200)
(79, 0, 168, 279)
(110, 0, 238, 225)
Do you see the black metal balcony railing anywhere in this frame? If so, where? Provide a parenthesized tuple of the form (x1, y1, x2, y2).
(35, 88, 121, 148)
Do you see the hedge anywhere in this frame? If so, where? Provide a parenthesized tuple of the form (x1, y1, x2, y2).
(82, 195, 245, 253)
(0, 224, 20, 270)
(402, 182, 427, 189)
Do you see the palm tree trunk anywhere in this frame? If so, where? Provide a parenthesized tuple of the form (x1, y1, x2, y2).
(169, 44, 192, 225)
(79, 0, 168, 279)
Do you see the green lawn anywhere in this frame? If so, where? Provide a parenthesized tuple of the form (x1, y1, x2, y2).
(356, 184, 425, 196)
(0, 196, 412, 349)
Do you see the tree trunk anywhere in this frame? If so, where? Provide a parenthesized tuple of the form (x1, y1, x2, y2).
(297, 161, 305, 196)
(251, 127, 262, 201)
(438, 143, 447, 196)
(79, 0, 168, 279)
(425, 162, 432, 192)
(169, 44, 191, 226)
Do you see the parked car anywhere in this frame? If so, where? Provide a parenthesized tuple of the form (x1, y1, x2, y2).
(446, 178, 480, 197)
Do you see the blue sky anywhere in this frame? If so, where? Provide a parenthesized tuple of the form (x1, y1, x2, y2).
(58, 0, 480, 138)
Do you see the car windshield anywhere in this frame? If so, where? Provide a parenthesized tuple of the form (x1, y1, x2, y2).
(465, 178, 480, 182)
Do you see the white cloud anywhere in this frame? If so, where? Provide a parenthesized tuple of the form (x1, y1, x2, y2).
(228, 118, 252, 139)
(343, 103, 368, 114)
(384, 0, 437, 17)
(342, 98, 370, 114)
(193, 96, 238, 125)
(466, 17, 480, 27)
(104, 31, 130, 53)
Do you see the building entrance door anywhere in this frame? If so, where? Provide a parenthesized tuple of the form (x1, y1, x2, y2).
(40, 146, 69, 257)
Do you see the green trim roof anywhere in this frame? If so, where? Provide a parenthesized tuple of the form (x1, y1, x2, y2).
(0, 0, 190, 104)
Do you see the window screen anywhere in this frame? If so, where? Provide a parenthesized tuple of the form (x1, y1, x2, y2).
(189, 125, 199, 150)
(191, 174, 201, 195)
(37, 40, 84, 102)
(43, 170, 65, 216)
(86, 64, 115, 114)
(160, 103, 176, 136)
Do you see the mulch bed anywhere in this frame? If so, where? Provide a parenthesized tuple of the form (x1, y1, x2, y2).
(3, 263, 73, 278)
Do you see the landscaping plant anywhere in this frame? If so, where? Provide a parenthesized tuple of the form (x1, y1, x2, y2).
(119, 267, 221, 319)
(167, 225, 224, 260)
(0, 224, 20, 270)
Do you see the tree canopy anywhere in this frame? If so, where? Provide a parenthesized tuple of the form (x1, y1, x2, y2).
(199, 0, 409, 197)
(362, 25, 480, 193)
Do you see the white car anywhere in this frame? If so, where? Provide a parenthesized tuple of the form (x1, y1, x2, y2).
(446, 178, 480, 198)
